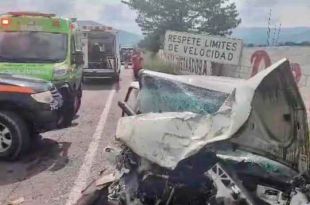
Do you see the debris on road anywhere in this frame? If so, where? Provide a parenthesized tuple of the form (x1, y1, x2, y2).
(78, 59, 310, 205)
(7, 197, 25, 205)
(95, 173, 120, 187)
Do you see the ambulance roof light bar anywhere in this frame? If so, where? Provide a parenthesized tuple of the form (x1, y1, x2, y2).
(84, 25, 114, 32)
(7, 12, 56, 18)
(1, 19, 9, 25)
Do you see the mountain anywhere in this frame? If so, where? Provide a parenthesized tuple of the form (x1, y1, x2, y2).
(117, 30, 143, 47)
(232, 27, 310, 45)
(77, 20, 143, 47)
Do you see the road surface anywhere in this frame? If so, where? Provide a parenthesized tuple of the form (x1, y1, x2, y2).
(0, 68, 134, 205)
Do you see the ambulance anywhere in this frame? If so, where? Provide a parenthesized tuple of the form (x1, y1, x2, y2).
(78, 23, 121, 81)
(0, 12, 84, 125)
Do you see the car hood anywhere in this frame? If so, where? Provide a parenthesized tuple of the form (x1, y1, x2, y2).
(0, 73, 52, 92)
(116, 59, 310, 172)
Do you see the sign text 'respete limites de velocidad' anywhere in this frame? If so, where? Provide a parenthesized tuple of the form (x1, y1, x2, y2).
(164, 30, 243, 65)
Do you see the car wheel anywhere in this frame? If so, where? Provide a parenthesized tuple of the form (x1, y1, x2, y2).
(0, 111, 30, 160)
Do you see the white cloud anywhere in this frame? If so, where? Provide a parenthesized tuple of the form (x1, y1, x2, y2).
(232, 0, 310, 27)
(0, 0, 141, 34)
(101, 3, 141, 33)
(278, 5, 310, 27)
(0, 0, 309, 34)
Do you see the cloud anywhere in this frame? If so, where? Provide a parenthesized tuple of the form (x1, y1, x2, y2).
(231, 0, 310, 27)
(0, 0, 309, 34)
(100, 3, 141, 33)
(0, 0, 74, 15)
(241, 0, 278, 8)
(0, 0, 141, 34)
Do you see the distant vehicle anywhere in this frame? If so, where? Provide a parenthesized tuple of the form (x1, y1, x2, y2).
(0, 73, 63, 160)
(0, 12, 84, 125)
(79, 24, 121, 81)
(120, 47, 134, 65)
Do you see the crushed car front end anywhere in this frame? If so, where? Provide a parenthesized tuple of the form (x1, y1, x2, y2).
(78, 59, 310, 205)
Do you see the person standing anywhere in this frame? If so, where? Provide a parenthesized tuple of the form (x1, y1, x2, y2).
(124, 50, 130, 69)
(131, 49, 143, 79)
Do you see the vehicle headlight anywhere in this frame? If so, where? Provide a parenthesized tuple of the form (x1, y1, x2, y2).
(54, 67, 68, 78)
(31, 91, 54, 104)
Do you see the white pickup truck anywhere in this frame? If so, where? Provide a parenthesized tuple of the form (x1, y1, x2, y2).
(79, 25, 121, 81)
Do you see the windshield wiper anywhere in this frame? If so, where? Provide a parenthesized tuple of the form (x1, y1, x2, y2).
(0, 55, 16, 62)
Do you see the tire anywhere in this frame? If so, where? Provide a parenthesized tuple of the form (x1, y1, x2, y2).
(0, 111, 30, 160)
(58, 90, 75, 128)
(74, 86, 82, 115)
(114, 73, 120, 81)
(82, 75, 88, 84)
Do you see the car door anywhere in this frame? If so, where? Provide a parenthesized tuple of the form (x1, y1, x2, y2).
(120, 82, 140, 116)
(70, 34, 83, 90)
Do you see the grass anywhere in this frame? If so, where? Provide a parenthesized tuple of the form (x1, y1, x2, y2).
(143, 52, 177, 74)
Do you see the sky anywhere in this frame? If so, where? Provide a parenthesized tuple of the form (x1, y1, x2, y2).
(0, 0, 141, 34)
(232, 0, 310, 28)
(0, 0, 309, 34)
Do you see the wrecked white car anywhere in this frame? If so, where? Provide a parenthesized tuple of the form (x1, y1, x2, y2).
(78, 59, 310, 205)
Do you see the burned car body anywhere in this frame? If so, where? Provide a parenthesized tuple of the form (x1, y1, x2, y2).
(78, 59, 310, 205)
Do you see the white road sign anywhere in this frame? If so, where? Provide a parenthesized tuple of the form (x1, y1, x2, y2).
(164, 30, 243, 65)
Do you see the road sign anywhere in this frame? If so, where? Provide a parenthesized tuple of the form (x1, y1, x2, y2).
(164, 30, 243, 65)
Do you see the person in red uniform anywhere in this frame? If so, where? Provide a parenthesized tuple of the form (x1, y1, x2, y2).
(131, 49, 143, 79)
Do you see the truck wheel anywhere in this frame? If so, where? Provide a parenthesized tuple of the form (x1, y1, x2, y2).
(74, 86, 82, 114)
(114, 72, 120, 81)
(58, 90, 75, 128)
(82, 76, 88, 84)
(0, 111, 30, 160)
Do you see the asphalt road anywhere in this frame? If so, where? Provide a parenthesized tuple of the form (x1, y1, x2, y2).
(0, 68, 134, 205)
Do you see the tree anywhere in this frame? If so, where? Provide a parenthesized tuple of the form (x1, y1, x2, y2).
(123, 0, 241, 52)
(138, 32, 162, 52)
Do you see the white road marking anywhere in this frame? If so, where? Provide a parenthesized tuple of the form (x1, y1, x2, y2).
(65, 89, 116, 205)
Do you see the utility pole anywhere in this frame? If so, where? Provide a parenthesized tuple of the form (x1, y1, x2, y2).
(266, 9, 272, 46)
(275, 23, 282, 46)
(272, 24, 277, 46)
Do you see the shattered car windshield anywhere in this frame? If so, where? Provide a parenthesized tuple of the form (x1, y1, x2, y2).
(138, 76, 229, 114)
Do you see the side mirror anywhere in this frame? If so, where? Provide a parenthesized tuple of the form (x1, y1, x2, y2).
(73, 51, 84, 65)
(118, 101, 136, 116)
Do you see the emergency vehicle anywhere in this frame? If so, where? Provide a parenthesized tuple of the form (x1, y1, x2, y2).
(0, 12, 83, 125)
(0, 74, 63, 160)
(78, 23, 121, 81)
